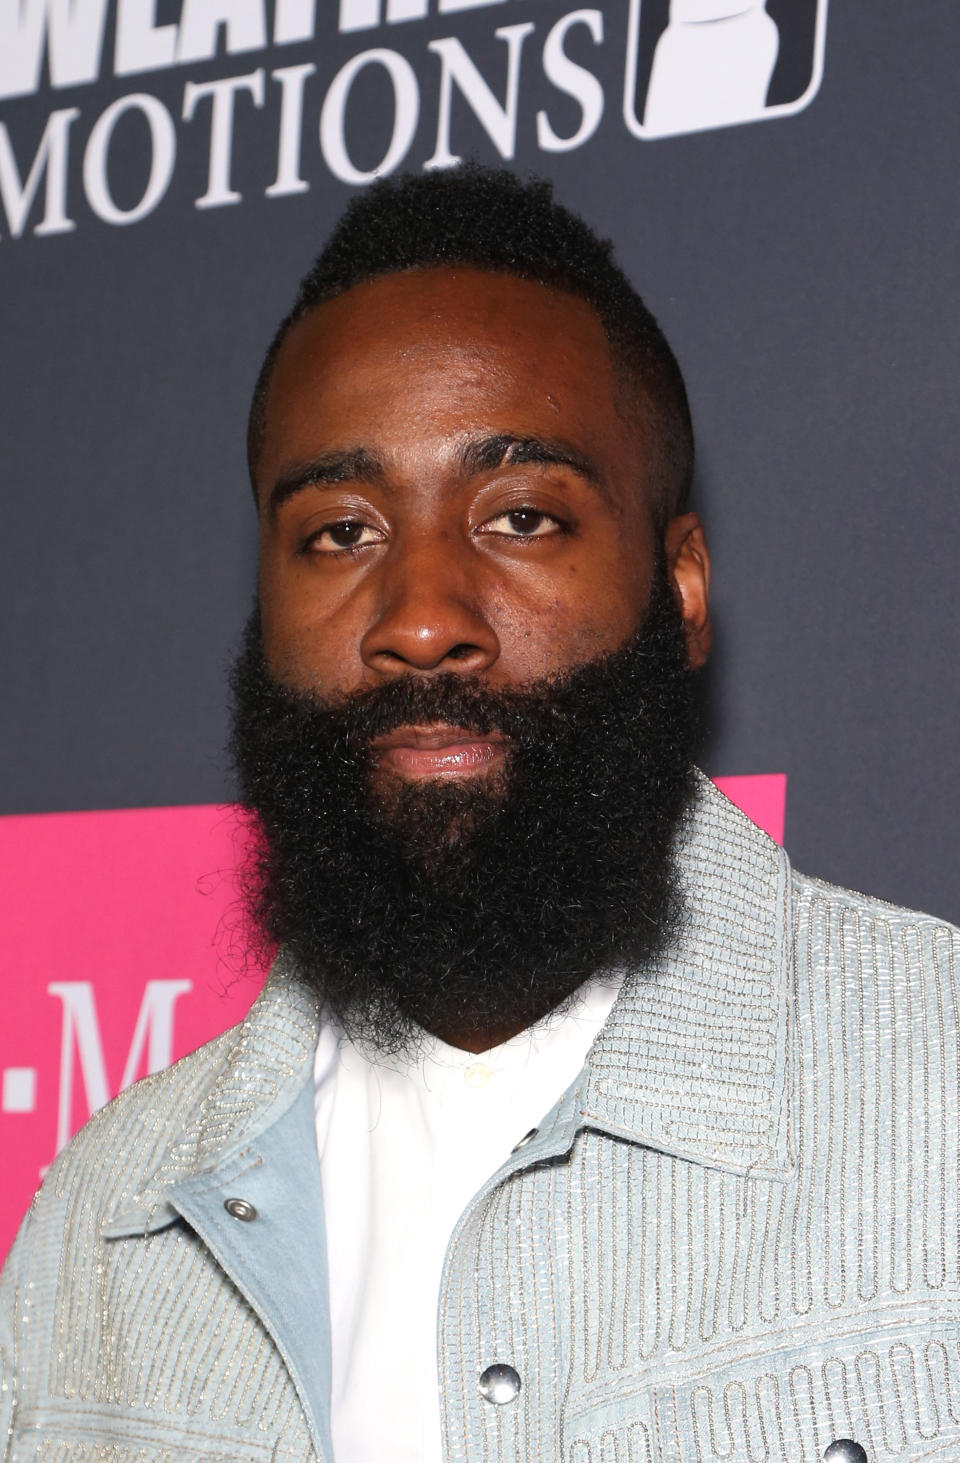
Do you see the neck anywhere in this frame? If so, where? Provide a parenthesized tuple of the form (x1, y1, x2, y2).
(419, 997, 571, 1054)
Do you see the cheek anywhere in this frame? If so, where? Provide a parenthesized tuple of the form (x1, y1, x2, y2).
(266, 617, 367, 691)
(494, 554, 651, 673)
(257, 568, 364, 690)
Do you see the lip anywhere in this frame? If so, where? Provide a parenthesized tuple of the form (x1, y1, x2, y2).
(370, 723, 509, 780)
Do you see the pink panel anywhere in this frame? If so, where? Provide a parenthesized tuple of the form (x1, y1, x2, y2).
(712, 773, 787, 845)
(0, 773, 785, 1261)
(0, 804, 268, 1261)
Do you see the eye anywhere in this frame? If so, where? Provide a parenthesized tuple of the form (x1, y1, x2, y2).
(479, 508, 563, 539)
(303, 519, 383, 554)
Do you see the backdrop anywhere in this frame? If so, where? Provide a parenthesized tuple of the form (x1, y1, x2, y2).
(2, 0, 957, 1257)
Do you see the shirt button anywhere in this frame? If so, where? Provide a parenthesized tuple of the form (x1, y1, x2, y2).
(478, 1364, 521, 1405)
(824, 1442, 868, 1463)
(224, 1197, 258, 1221)
(464, 1062, 492, 1089)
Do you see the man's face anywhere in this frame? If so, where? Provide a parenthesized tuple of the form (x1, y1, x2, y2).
(255, 268, 709, 781)
(240, 266, 711, 1052)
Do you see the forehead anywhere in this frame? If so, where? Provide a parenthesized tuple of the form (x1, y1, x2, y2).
(257, 267, 640, 498)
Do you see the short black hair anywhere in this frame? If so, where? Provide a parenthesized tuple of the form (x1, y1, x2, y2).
(247, 166, 694, 521)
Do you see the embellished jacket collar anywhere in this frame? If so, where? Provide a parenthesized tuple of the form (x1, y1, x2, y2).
(580, 771, 793, 1180)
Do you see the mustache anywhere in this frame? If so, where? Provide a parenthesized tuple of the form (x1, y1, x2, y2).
(263, 636, 663, 754)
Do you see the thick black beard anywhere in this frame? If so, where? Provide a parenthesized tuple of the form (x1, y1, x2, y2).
(229, 569, 699, 1057)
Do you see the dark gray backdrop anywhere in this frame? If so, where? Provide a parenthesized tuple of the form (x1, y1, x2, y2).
(2, 0, 958, 921)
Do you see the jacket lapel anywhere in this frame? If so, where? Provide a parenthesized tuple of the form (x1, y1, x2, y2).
(167, 1080, 334, 1463)
(104, 961, 333, 1461)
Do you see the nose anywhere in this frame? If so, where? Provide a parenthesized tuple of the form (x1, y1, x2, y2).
(360, 538, 500, 676)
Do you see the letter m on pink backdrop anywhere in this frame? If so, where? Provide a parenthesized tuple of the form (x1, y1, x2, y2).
(48, 979, 192, 1155)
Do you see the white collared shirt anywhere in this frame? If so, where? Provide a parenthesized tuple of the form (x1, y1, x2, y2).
(314, 973, 623, 1463)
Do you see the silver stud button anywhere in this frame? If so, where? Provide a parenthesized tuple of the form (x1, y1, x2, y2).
(478, 1364, 521, 1405)
(511, 1129, 538, 1154)
(224, 1197, 258, 1221)
(824, 1442, 867, 1463)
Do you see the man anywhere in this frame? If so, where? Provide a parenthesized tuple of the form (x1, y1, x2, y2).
(2, 167, 958, 1463)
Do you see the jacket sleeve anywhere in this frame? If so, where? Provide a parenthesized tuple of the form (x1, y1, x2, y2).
(0, 1209, 30, 1462)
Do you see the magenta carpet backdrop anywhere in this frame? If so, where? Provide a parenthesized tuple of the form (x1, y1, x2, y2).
(2, 0, 958, 1256)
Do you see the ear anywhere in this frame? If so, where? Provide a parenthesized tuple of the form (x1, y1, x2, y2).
(663, 513, 711, 670)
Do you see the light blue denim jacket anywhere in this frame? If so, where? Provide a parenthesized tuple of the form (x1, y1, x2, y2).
(3, 775, 959, 1462)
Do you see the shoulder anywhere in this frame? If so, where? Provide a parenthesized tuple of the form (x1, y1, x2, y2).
(791, 865, 960, 948)
(17, 1022, 242, 1250)
(788, 868, 960, 1045)
(11, 961, 320, 1258)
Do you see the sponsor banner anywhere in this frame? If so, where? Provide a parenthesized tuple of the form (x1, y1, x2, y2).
(0, 802, 265, 1259)
(0, 0, 827, 240)
(0, 772, 785, 1259)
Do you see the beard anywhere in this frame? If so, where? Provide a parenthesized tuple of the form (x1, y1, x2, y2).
(229, 566, 700, 1057)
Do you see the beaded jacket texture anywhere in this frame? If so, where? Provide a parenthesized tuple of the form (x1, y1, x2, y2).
(2, 776, 959, 1462)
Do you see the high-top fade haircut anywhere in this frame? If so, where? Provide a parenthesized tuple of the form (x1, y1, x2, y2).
(247, 165, 694, 523)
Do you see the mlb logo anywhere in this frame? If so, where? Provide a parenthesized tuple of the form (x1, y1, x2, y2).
(624, 0, 829, 139)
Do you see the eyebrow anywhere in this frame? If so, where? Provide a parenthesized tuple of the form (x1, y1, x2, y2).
(267, 433, 604, 517)
(268, 448, 384, 516)
(458, 433, 602, 485)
